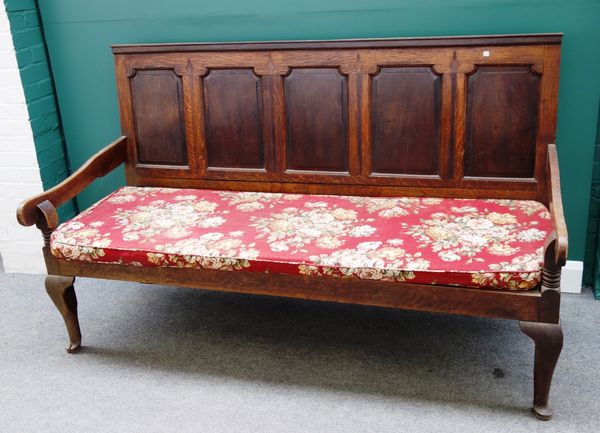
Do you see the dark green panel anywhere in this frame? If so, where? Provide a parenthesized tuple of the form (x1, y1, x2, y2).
(589, 104, 600, 299)
(38, 0, 600, 262)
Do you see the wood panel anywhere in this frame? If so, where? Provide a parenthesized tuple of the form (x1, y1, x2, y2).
(130, 69, 187, 166)
(114, 35, 561, 201)
(370, 66, 441, 176)
(284, 68, 349, 172)
(203, 69, 264, 169)
(464, 65, 540, 178)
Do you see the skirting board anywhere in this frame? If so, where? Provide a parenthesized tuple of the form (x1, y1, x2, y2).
(561, 260, 583, 294)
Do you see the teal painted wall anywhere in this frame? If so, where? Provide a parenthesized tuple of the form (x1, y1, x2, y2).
(37, 0, 600, 262)
(584, 104, 600, 287)
(4, 0, 76, 220)
(589, 107, 600, 299)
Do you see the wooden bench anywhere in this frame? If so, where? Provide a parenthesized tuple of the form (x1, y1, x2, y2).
(17, 34, 567, 420)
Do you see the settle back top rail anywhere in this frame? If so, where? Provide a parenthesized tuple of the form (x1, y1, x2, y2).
(16, 34, 567, 420)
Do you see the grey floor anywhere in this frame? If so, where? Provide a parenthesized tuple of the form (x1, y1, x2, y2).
(1, 273, 599, 433)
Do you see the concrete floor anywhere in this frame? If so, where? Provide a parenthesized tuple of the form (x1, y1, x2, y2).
(1, 273, 599, 433)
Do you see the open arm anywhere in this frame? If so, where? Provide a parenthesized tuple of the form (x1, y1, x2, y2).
(16, 136, 127, 227)
(546, 144, 568, 267)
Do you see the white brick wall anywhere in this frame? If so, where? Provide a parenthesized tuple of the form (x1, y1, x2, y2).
(0, 6, 45, 274)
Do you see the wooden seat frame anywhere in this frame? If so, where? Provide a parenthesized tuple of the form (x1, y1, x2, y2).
(17, 34, 567, 420)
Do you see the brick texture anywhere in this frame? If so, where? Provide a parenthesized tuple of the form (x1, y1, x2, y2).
(0, 3, 44, 272)
(1, 0, 77, 273)
(3, 0, 76, 222)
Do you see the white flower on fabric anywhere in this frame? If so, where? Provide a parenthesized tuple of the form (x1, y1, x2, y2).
(461, 234, 487, 247)
(170, 204, 196, 215)
(236, 202, 264, 212)
(200, 232, 223, 241)
(297, 226, 322, 238)
(487, 226, 510, 238)
(154, 217, 176, 229)
(370, 247, 405, 260)
(270, 241, 289, 252)
(439, 251, 462, 262)
(404, 258, 431, 270)
(331, 208, 357, 220)
(199, 217, 226, 228)
(193, 200, 218, 212)
(304, 201, 328, 208)
(93, 239, 112, 248)
(316, 236, 344, 249)
(356, 241, 381, 252)
(517, 228, 546, 242)
(310, 212, 334, 224)
(327, 221, 346, 233)
(431, 212, 447, 219)
(165, 227, 190, 239)
(379, 207, 408, 218)
(229, 231, 244, 237)
(487, 243, 518, 256)
(338, 253, 378, 269)
(214, 238, 242, 250)
(450, 206, 478, 213)
(349, 225, 376, 237)
(486, 212, 517, 225)
(108, 195, 136, 204)
(465, 218, 494, 231)
(238, 248, 259, 259)
(123, 232, 140, 241)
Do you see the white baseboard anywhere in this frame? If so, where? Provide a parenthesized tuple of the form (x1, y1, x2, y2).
(561, 260, 583, 294)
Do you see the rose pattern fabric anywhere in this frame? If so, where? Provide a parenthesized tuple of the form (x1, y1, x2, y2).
(50, 186, 553, 290)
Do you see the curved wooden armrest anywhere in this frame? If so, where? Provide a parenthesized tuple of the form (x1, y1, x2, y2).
(17, 136, 127, 227)
(546, 144, 568, 267)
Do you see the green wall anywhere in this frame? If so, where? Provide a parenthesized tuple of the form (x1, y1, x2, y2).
(38, 0, 600, 262)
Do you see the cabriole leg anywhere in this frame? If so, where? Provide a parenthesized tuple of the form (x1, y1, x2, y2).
(45, 275, 81, 353)
(519, 321, 563, 420)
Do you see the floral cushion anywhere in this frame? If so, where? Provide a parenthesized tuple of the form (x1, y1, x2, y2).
(50, 187, 553, 291)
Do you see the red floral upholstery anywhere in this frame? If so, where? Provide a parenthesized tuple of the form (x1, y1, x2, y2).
(50, 187, 553, 290)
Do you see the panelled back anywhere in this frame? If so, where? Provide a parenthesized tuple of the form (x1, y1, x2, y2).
(113, 34, 561, 202)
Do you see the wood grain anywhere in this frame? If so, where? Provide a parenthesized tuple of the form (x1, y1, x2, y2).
(112, 34, 562, 54)
(130, 69, 187, 165)
(464, 66, 539, 178)
(547, 144, 568, 266)
(113, 36, 560, 197)
(16, 136, 127, 226)
(55, 258, 541, 322)
(370, 66, 441, 176)
(203, 69, 265, 169)
(284, 68, 349, 172)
